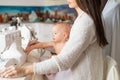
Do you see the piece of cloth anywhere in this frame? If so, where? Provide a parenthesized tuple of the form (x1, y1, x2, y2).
(34, 12, 104, 80)
(102, 0, 120, 68)
(106, 56, 120, 80)
(18, 25, 31, 49)
(52, 69, 72, 80)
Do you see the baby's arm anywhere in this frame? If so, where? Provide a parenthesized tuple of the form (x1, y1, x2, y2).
(25, 41, 55, 54)
(31, 41, 54, 49)
(27, 40, 39, 46)
(24, 40, 39, 54)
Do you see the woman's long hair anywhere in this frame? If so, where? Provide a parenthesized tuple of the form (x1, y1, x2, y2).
(76, 0, 108, 47)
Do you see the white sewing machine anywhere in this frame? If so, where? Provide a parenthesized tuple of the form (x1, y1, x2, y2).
(0, 24, 44, 80)
(0, 30, 26, 68)
(0, 30, 27, 80)
(0, 22, 53, 80)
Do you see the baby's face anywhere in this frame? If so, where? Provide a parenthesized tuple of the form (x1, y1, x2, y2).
(52, 26, 65, 42)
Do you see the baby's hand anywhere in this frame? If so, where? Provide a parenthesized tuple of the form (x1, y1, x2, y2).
(24, 50, 29, 55)
(25, 40, 38, 54)
(28, 40, 38, 46)
(24, 46, 32, 55)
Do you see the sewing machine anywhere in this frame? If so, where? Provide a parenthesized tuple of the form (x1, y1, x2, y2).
(0, 21, 53, 80)
(0, 30, 26, 69)
(0, 28, 28, 80)
(0, 24, 45, 80)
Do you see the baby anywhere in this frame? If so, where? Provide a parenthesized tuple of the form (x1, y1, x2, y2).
(25, 22, 71, 80)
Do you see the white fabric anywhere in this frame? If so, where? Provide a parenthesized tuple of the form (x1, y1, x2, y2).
(106, 56, 120, 80)
(0, 58, 17, 70)
(0, 30, 26, 66)
(53, 69, 72, 80)
(117, 0, 120, 2)
(1, 42, 26, 66)
(18, 25, 31, 49)
(102, 0, 120, 68)
(0, 33, 7, 53)
(34, 12, 104, 80)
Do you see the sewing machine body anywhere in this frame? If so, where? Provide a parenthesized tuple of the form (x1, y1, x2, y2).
(0, 30, 26, 70)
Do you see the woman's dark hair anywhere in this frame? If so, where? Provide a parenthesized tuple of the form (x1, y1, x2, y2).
(76, 0, 108, 47)
(100, 0, 108, 12)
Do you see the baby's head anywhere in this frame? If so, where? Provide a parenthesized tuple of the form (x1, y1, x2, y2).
(52, 22, 71, 42)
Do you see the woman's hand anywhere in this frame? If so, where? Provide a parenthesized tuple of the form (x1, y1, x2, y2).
(0, 65, 34, 78)
(0, 65, 26, 78)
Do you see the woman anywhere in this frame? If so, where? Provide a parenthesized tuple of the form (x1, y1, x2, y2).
(0, 0, 108, 80)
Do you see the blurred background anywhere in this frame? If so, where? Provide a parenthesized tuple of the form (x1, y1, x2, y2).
(0, 0, 77, 24)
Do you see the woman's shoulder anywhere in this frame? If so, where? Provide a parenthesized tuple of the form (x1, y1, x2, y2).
(74, 12, 95, 29)
(81, 12, 94, 25)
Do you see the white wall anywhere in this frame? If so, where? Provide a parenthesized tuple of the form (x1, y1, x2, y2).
(0, 0, 119, 6)
(0, 0, 67, 6)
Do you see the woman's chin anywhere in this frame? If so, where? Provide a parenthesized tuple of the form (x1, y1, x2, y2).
(68, 5, 74, 8)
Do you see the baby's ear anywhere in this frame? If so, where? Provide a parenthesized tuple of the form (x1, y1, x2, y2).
(63, 33, 68, 40)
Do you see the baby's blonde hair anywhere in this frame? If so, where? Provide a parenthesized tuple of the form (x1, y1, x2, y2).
(54, 22, 71, 34)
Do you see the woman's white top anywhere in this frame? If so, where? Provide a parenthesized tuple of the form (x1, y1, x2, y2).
(34, 12, 104, 80)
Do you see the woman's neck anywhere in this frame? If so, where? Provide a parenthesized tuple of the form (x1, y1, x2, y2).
(75, 7, 83, 15)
